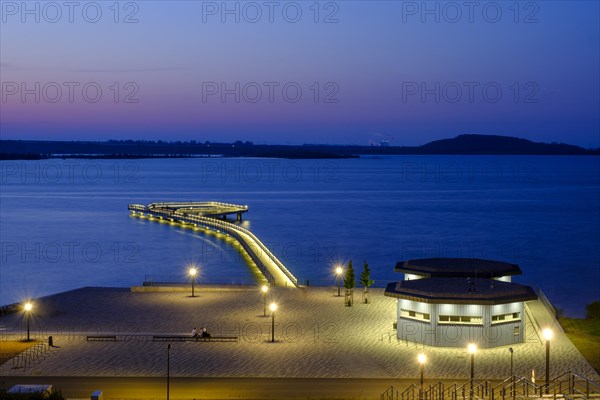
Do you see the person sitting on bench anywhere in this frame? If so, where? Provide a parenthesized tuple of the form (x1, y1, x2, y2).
(200, 327, 211, 339)
(192, 327, 199, 338)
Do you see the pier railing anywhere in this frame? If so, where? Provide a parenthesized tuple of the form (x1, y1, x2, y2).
(149, 201, 248, 211)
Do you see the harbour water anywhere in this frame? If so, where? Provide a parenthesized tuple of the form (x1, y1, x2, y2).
(1, 155, 598, 316)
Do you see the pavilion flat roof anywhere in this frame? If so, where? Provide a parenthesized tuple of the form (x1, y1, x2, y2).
(394, 258, 522, 278)
(384, 277, 537, 305)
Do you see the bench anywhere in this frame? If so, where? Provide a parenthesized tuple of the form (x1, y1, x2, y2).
(152, 335, 238, 342)
(86, 335, 117, 341)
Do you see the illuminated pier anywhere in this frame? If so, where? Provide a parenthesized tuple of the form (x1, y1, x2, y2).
(128, 202, 298, 287)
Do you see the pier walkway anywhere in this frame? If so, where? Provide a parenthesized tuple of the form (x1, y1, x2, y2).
(128, 202, 298, 287)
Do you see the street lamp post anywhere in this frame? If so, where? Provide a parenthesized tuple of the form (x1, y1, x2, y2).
(166, 344, 171, 400)
(508, 347, 514, 377)
(468, 343, 477, 399)
(509, 347, 515, 400)
(418, 353, 426, 398)
(261, 285, 269, 317)
(24, 302, 33, 342)
(188, 267, 198, 297)
(335, 266, 343, 297)
(270, 303, 277, 342)
(543, 328, 553, 394)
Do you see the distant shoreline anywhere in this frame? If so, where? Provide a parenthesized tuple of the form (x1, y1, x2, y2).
(2, 135, 598, 160)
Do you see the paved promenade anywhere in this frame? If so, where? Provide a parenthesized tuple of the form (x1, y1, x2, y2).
(0, 286, 597, 382)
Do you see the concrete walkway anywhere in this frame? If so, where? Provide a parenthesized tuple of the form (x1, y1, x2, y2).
(0, 287, 597, 382)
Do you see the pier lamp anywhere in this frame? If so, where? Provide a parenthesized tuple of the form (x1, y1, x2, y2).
(335, 266, 343, 297)
(543, 328, 553, 393)
(261, 285, 269, 317)
(417, 353, 427, 392)
(467, 342, 477, 398)
(188, 266, 198, 297)
(270, 303, 278, 342)
(24, 302, 33, 342)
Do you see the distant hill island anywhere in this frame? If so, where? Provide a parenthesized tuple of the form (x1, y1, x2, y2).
(1, 135, 598, 160)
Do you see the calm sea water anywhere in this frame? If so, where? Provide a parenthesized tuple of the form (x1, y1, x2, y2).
(1, 156, 599, 316)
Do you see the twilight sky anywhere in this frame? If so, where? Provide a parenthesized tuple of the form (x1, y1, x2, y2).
(1, 1, 599, 146)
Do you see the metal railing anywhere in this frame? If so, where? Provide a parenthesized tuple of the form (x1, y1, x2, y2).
(443, 380, 490, 400)
(148, 201, 248, 211)
(381, 385, 401, 400)
(491, 376, 539, 400)
(543, 371, 600, 398)
(383, 372, 600, 400)
(427, 382, 445, 400)
(401, 384, 421, 400)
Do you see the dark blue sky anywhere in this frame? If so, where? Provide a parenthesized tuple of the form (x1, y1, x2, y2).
(1, 1, 599, 146)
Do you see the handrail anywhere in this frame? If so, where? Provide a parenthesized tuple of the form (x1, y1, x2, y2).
(571, 371, 600, 392)
(382, 373, 600, 400)
(400, 384, 420, 400)
(543, 371, 600, 397)
(491, 376, 540, 400)
(442, 380, 491, 400)
(381, 386, 400, 400)
(427, 382, 444, 400)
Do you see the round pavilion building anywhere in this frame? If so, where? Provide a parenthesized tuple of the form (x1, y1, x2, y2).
(385, 258, 537, 348)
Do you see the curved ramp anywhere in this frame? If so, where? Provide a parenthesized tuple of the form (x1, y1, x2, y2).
(128, 203, 298, 287)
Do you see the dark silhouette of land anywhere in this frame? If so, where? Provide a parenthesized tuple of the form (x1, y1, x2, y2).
(1, 135, 597, 160)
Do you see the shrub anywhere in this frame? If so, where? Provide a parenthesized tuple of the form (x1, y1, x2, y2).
(586, 301, 600, 320)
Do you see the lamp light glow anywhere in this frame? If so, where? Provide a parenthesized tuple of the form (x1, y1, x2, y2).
(468, 343, 477, 354)
(24, 301, 33, 342)
(188, 265, 199, 297)
(542, 328, 553, 341)
(335, 265, 343, 297)
(270, 303, 278, 312)
(418, 353, 427, 364)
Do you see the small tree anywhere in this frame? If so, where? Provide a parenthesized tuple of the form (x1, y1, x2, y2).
(344, 260, 355, 290)
(344, 260, 355, 306)
(360, 260, 375, 303)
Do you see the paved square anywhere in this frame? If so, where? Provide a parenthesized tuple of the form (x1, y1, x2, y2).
(1, 287, 597, 380)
